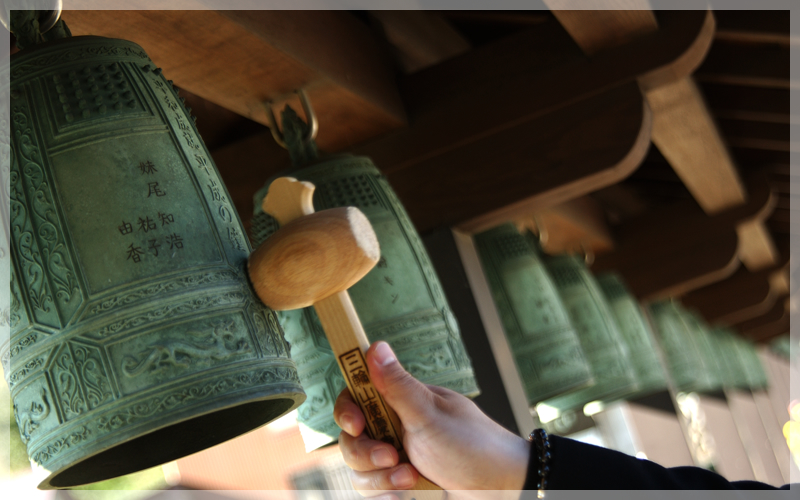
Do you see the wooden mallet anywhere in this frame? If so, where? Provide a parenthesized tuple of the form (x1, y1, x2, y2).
(248, 177, 443, 498)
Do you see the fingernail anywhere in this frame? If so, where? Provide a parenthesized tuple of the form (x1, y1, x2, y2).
(373, 342, 396, 366)
(340, 414, 355, 435)
(390, 465, 414, 489)
(371, 448, 394, 468)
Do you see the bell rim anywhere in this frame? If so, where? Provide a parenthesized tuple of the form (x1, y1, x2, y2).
(34, 380, 306, 489)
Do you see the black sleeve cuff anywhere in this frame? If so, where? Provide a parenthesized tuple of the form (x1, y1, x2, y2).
(523, 434, 785, 490)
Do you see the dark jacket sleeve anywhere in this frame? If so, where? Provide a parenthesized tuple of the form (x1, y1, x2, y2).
(523, 435, 792, 490)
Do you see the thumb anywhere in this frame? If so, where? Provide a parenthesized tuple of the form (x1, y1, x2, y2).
(366, 341, 432, 429)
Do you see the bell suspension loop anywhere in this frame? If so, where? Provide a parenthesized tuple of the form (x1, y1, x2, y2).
(264, 89, 319, 167)
(3, 1, 70, 50)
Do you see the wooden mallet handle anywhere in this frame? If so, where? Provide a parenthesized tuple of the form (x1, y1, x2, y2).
(248, 177, 444, 498)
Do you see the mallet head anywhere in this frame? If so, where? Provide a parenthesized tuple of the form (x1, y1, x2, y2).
(248, 178, 380, 310)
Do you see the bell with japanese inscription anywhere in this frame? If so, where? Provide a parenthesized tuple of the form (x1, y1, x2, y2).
(539, 253, 639, 411)
(473, 224, 593, 405)
(596, 273, 668, 397)
(2, 16, 305, 489)
(251, 107, 479, 450)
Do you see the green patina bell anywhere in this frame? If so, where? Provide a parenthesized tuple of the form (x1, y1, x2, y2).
(710, 327, 752, 389)
(473, 224, 593, 405)
(540, 253, 638, 411)
(595, 273, 667, 397)
(3, 19, 305, 489)
(676, 309, 725, 390)
(732, 335, 769, 390)
(251, 108, 479, 450)
(647, 301, 716, 393)
(769, 335, 793, 361)
(710, 327, 768, 390)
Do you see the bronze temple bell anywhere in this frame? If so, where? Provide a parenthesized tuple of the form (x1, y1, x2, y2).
(2, 14, 305, 488)
(473, 224, 593, 406)
(251, 105, 479, 450)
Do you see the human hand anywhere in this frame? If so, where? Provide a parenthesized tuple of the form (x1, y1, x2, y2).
(333, 341, 530, 496)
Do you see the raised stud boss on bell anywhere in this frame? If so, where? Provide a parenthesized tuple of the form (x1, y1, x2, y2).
(248, 177, 443, 497)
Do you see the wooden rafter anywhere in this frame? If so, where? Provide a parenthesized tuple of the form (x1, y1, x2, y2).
(369, 11, 471, 73)
(62, 10, 406, 151)
(544, 5, 780, 273)
(592, 176, 775, 298)
(681, 242, 789, 325)
(213, 12, 714, 235)
(733, 299, 789, 342)
(354, 11, 711, 232)
(517, 196, 614, 256)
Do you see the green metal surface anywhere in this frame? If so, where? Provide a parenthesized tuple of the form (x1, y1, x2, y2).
(769, 335, 794, 361)
(710, 327, 750, 390)
(648, 301, 715, 393)
(678, 309, 725, 390)
(540, 254, 637, 411)
(251, 109, 479, 449)
(4, 33, 304, 489)
(596, 273, 667, 397)
(473, 224, 593, 405)
(733, 337, 769, 390)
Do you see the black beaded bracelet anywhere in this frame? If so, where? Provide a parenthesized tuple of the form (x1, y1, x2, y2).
(527, 428, 551, 498)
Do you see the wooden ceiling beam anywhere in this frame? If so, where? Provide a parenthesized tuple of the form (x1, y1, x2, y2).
(681, 240, 789, 324)
(767, 208, 793, 235)
(544, 6, 780, 271)
(541, 2, 659, 55)
(684, 271, 774, 325)
(713, 10, 794, 46)
(516, 196, 615, 257)
(695, 41, 793, 89)
(598, 230, 740, 301)
(62, 10, 406, 151)
(368, 11, 471, 73)
(732, 299, 789, 342)
(606, 175, 775, 254)
(207, 10, 712, 235)
(743, 314, 789, 343)
(349, 11, 711, 233)
(700, 84, 793, 124)
(716, 119, 790, 153)
(436, 11, 552, 27)
(647, 77, 749, 212)
(592, 176, 777, 298)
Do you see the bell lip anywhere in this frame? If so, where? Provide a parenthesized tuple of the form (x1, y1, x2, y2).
(11, 34, 147, 64)
(34, 383, 306, 490)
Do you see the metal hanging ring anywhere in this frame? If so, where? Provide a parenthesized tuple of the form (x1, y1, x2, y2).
(580, 241, 595, 266)
(0, 1, 62, 34)
(532, 215, 549, 246)
(264, 88, 318, 150)
(38, 1, 63, 34)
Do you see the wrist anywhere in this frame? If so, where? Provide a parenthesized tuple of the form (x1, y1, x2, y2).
(501, 434, 532, 491)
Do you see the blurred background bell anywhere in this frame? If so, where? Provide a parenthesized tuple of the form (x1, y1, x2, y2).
(539, 252, 639, 412)
(595, 273, 668, 398)
(648, 301, 718, 393)
(473, 223, 593, 405)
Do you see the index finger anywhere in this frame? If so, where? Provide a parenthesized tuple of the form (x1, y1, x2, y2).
(334, 388, 367, 437)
